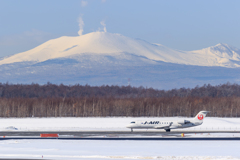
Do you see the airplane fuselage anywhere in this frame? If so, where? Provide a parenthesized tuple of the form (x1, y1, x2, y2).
(126, 111, 208, 132)
(126, 120, 201, 130)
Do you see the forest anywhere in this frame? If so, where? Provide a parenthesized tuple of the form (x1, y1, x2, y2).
(0, 82, 239, 117)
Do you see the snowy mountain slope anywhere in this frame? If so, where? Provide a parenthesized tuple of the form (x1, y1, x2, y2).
(0, 57, 240, 89)
(1, 31, 240, 68)
(1, 31, 240, 89)
(189, 43, 240, 68)
(0, 32, 183, 65)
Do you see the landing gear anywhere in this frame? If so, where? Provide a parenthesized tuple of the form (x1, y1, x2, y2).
(165, 129, 171, 132)
(131, 128, 133, 132)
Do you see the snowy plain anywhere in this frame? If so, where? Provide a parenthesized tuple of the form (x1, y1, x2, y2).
(0, 117, 239, 132)
(0, 117, 240, 159)
(0, 140, 240, 160)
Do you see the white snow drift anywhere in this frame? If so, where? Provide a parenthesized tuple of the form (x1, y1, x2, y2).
(1, 31, 240, 68)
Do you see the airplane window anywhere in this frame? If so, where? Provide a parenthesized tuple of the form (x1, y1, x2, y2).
(131, 121, 135, 123)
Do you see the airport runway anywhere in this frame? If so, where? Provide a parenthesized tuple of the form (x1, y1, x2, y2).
(0, 130, 239, 140)
(0, 137, 240, 140)
(0, 130, 239, 137)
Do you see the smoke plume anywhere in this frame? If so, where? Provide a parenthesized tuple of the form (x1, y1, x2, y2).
(100, 21, 107, 32)
(78, 16, 84, 36)
(81, 0, 88, 7)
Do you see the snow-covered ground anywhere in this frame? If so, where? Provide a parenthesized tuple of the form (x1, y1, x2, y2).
(0, 117, 240, 159)
(0, 117, 239, 131)
(0, 140, 240, 159)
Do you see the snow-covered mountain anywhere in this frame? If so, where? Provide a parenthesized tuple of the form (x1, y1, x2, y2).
(1, 31, 240, 89)
(189, 43, 240, 68)
(1, 32, 240, 68)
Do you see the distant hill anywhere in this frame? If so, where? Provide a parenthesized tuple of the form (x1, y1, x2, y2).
(0, 31, 240, 89)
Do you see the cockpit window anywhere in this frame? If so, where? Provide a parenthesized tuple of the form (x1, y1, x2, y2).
(131, 121, 135, 123)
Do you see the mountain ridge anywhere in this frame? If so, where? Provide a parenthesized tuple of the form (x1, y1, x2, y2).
(1, 31, 240, 68)
(1, 31, 240, 89)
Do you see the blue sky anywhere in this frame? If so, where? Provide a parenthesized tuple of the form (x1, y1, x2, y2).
(0, 0, 240, 57)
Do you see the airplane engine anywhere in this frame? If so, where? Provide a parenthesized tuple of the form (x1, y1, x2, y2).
(177, 120, 190, 124)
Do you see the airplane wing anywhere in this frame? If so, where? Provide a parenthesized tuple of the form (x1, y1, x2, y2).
(154, 122, 173, 129)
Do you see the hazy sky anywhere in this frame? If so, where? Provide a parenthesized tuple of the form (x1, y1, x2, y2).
(0, 0, 240, 57)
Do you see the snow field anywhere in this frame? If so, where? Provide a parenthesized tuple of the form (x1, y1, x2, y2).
(0, 117, 240, 159)
(0, 140, 239, 159)
(0, 117, 239, 131)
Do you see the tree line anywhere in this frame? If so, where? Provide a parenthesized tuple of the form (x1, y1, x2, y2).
(1, 82, 240, 98)
(0, 97, 239, 118)
(0, 82, 240, 117)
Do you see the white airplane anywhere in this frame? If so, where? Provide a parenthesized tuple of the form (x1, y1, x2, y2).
(126, 111, 209, 132)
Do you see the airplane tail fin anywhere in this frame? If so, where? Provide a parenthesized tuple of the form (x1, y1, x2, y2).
(192, 111, 209, 123)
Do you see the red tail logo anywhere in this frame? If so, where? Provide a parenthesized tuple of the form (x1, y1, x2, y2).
(197, 114, 204, 120)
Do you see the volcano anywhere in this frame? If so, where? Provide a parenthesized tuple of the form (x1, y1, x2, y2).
(0, 31, 240, 89)
(1, 32, 240, 68)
